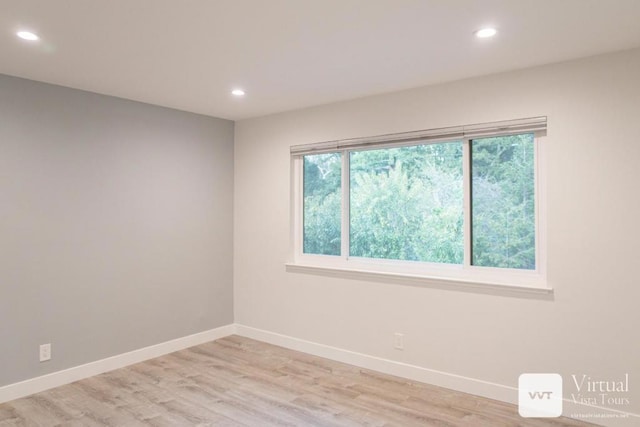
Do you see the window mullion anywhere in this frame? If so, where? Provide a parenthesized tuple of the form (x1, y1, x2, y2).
(341, 150, 350, 260)
(463, 139, 472, 267)
(293, 157, 303, 260)
(533, 135, 541, 275)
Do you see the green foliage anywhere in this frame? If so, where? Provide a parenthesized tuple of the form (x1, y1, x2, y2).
(471, 134, 535, 269)
(303, 153, 341, 255)
(302, 134, 536, 270)
(349, 144, 463, 263)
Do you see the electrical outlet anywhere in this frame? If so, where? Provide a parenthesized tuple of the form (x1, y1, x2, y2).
(394, 333, 404, 350)
(39, 343, 51, 362)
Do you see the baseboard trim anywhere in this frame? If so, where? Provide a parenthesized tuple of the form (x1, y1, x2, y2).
(2, 323, 637, 426)
(0, 324, 236, 404)
(235, 324, 638, 427)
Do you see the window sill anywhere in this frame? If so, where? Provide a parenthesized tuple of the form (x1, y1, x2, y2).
(285, 262, 553, 298)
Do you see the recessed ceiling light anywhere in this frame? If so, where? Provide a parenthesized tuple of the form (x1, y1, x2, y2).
(231, 89, 245, 97)
(475, 28, 497, 38)
(17, 31, 39, 41)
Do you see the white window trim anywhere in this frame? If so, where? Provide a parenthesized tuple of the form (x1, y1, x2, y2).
(288, 118, 550, 294)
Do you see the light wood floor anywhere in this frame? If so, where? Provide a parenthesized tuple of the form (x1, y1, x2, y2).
(0, 336, 594, 426)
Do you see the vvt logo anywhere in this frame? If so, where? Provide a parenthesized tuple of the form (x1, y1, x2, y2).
(519, 373, 563, 418)
(528, 391, 554, 400)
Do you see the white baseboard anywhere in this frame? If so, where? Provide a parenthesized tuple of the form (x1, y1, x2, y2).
(2, 323, 636, 427)
(0, 324, 236, 404)
(235, 324, 639, 427)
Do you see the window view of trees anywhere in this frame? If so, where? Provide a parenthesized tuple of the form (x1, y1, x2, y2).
(471, 134, 535, 269)
(350, 143, 463, 263)
(302, 133, 536, 271)
(303, 153, 341, 255)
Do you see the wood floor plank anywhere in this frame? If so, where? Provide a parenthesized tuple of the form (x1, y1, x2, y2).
(0, 336, 596, 426)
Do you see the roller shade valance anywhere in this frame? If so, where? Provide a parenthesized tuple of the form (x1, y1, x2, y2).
(290, 116, 546, 156)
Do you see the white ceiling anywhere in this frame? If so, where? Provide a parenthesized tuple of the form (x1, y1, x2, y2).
(2, 0, 640, 120)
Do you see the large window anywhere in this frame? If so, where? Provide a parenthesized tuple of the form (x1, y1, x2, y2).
(292, 118, 546, 289)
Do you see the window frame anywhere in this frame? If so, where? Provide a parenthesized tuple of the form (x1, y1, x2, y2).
(289, 120, 549, 293)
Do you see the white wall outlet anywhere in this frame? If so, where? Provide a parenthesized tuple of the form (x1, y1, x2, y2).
(39, 343, 51, 362)
(394, 333, 404, 350)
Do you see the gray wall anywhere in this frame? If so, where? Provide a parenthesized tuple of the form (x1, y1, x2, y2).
(234, 48, 640, 414)
(0, 74, 234, 386)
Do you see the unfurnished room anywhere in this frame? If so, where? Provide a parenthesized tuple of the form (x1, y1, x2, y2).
(0, 1, 639, 426)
